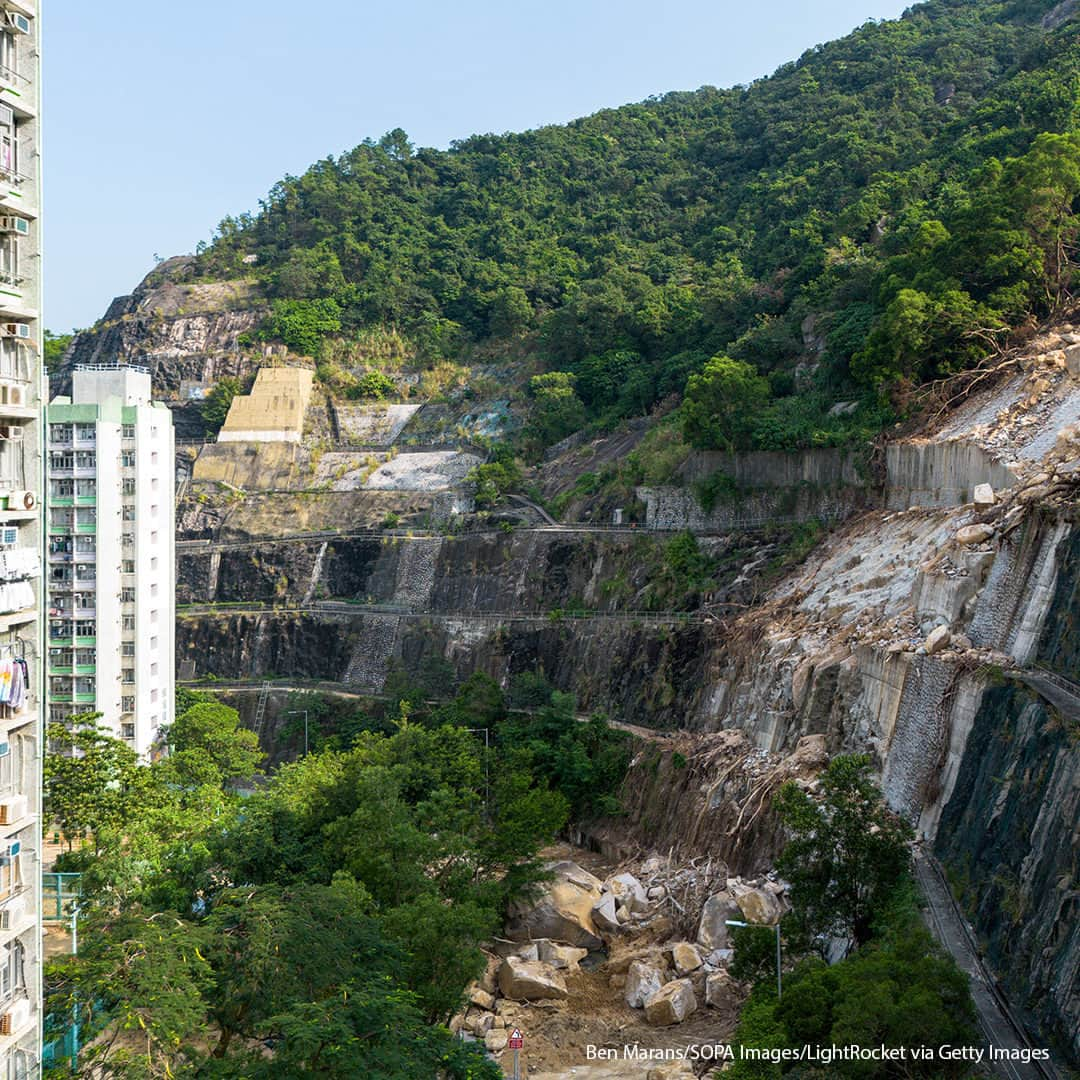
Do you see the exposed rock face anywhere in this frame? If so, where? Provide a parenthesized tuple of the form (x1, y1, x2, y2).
(644, 979, 697, 1026)
(56, 260, 269, 399)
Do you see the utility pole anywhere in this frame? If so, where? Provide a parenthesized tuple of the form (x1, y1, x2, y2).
(726, 918, 782, 999)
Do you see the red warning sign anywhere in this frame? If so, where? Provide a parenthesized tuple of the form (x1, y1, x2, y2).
(508, 1029, 524, 1049)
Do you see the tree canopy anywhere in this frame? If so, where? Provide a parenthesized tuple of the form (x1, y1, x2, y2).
(190, 0, 1080, 451)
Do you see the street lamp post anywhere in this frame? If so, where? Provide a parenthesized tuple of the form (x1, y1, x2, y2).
(286, 710, 309, 755)
(71, 901, 82, 1070)
(726, 918, 782, 999)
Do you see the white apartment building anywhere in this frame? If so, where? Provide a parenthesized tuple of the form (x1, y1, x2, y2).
(46, 367, 176, 762)
(0, 0, 42, 1074)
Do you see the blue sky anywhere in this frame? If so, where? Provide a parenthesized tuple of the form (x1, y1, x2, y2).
(44, 0, 911, 332)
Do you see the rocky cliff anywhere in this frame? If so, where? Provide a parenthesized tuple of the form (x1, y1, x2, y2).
(172, 319, 1080, 1064)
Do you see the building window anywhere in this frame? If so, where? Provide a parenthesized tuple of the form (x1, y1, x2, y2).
(122, 559, 135, 574)
(122, 532, 134, 547)
(75, 479, 96, 497)
(151, 452, 158, 465)
(122, 506, 136, 521)
(151, 503, 159, 518)
(150, 583, 158, 597)
(150, 636, 158, 650)
(75, 619, 96, 637)
(150, 531, 158, 545)
(75, 451, 96, 469)
(75, 648, 95, 665)
(150, 664, 158, 678)
(120, 451, 136, 468)
(50, 452, 72, 471)
(121, 588, 135, 603)
(151, 478, 159, 492)
(75, 423, 96, 442)
(121, 695, 135, 712)
(75, 677, 95, 695)
(75, 593, 94, 610)
(122, 423, 135, 439)
(50, 423, 73, 444)
(0, 742, 13, 795)
(49, 706, 73, 724)
(150, 609, 159, 623)
(122, 478, 135, 495)
(122, 669, 135, 684)
(122, 614, 135, 631)
(121, 642, 135, 657)
(76, 507, 97, 526)
(151, 557, 158, 571)
(0, 938, 25, 1000)
(150, 689, 159, 703)
(50, 480, 73, 498)
(0, 851, 22, 903)
(121, 723, 135, 740)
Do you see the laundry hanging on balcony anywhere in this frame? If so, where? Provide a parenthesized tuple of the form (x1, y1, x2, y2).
(0, 657, 25, 709)
(0, 580, 33, 614)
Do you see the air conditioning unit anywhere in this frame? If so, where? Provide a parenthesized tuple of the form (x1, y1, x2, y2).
(0, 997, 29, 1036)
(0, 528, 16, 545)
(0, 798, 26, 826)
(0, 106, 12, 128)
(4, 12, 29, 34)
(7, 491, 33, 510)
(0, 426, 24, 442)
(1, 385, 21, 406)
(0, 217, 27, 237)
(0, 323, 26, 340)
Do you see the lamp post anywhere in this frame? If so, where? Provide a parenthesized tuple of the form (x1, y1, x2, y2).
(286, 710, 309, 755)
(71, 901, 82, 1070)
(726, 918, 782, 1000)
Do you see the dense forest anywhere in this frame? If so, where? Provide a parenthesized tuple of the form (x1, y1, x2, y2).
(193, 0, 1080, 454)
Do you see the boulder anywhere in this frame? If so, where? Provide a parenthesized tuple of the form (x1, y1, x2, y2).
(506, 861, 603, 948)
(644, 978, 698, 1026)
(484, 1029, 509, 1053)
(732, 884, 785, 926)
(607, 871, 650, 913)
(497, 957, 568, 1001)
(616, 904, 630, 924)
(705, 970, 733, 1008)
(697, 893, 742, 950)
(956, 524, 994, 546)
(468, 986, 495, 1010)
(1065, 343, 1080, 376)
(647, 1065, 696, 1080)
(923, 625, 951, 656)
(624, 959, 665, 1009)
(973, 483, 996, 507)
(516, 943, 539, 962)
(647, 885, 667, 901)
(537, 940, 588, 970)
(591, 892, 620, 934)
(671, 942, 703, 975)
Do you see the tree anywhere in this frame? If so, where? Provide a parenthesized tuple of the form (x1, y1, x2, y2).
(200, 377, 243, 434)
(681, 355, 771, 451)
(166, 701, 262, 785)
(774, 755, 913, 950)
(729, 924, 977, 1079)
(44, 329, 75, 374)
(524, 372, 586, 451)
(44, 716, 142, 850)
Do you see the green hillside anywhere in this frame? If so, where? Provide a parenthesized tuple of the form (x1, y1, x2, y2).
(197, 0, 1080, 453)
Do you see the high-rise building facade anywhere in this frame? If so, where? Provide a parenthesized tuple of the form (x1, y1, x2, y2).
(0, 0, 42, 1074)
(46, 367, 176, 762)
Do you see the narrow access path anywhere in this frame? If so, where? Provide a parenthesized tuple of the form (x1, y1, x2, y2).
(914, 852, 1062, 1080)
